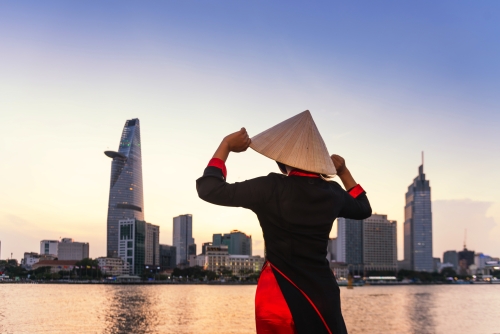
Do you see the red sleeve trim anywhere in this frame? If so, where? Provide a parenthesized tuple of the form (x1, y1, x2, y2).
(207, 158, 227, 179)
(348, 184, 364, 198)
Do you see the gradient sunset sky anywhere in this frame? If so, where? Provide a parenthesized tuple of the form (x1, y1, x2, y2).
(1, 1, 499, 261)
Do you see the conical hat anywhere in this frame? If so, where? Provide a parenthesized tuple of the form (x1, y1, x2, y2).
(250, 110, 336, 175)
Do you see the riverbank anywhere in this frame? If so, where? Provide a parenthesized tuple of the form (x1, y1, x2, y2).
(2, 280, 500, 285)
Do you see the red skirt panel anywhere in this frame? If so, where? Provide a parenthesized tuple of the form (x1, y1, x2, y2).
(255, 263, 296, 333)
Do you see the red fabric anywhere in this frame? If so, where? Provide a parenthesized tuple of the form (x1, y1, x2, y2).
(207, 158, 227, 179)
(288, 169, 320, 178)
(348, 184, 364, 198)
(269, 262, 333, 334)
(255, 263, 296, 334)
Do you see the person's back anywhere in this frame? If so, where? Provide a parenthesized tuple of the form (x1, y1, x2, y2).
(197, 111, 371, 333)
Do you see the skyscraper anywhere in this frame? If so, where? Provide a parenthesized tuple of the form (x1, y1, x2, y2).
(105, 118, 144, 258)
(403, 156, 433, 272)
(173, 214, 195, 265)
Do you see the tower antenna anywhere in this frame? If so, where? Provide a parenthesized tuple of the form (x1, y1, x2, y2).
(464, 228, 467, 249)
(422, 151, 424, 166)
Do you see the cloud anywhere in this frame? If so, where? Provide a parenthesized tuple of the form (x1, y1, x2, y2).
(433, 199, 500, 258)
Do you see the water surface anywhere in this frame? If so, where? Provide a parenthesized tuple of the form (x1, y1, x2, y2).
(0, 284, 499, 333)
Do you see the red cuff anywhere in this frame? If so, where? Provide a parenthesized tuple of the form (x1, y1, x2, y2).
(207, 158, 227, 179)
(348, 184, 364, 198)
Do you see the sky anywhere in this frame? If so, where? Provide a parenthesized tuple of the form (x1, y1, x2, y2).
(1, 1, 499, 262)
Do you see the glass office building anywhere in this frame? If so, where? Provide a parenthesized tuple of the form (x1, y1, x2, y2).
(173, 214, 195, 265)
(212, 230, 252, 256)
(105, 119, 144, 258)
(118, 218, 146, 276)
(336, 218, 363, 266)
(404, 163, 433, 272)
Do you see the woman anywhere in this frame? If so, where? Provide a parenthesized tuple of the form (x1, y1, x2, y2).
(196, 111, 371, 334)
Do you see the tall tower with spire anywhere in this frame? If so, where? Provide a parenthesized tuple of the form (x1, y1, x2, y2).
(403, 153, 433, 271)
(105, 118, 144, 258)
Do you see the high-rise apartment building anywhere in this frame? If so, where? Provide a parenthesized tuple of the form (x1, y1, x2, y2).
(212, 230, 252, 256)
(458, 247, 475, 267)
(363, 214, 397, 272)
(443, 250, 458, 270)
(145, 224, 160, 267)
(326, 238, 337, 263)
(118, 218, 159, 275)
(337, 214, 397, 274)
(40, 240, 59, 257)
(336, 218, 363, 267)
(58, 238, 90, 261)
(403, 160, 433, 272)
(173, 214, 195, 265)
(105, 118, 144, 258)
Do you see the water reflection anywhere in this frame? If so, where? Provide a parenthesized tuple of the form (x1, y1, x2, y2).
(104, 286, 156, 333)
(0, 284, 499, 333)
(405, 291, 435, 334)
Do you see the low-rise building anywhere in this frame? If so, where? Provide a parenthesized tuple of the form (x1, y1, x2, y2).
(159, 244, 176, 270)
(227, 254, 264, 276)
(201, 245, 264, 276)
(32, 260, 78, 273)
(330, 262, 349, 279)
(439, 262, 455, 273)
(97, 257, 130, 276)
(22, 252, 40, 269)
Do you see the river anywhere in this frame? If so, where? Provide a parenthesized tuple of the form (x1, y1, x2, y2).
(0, 284, 499, 333)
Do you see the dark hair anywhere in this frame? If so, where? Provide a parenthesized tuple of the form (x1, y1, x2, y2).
(277, 161, 335, 181)
(276, 162, 288, 174)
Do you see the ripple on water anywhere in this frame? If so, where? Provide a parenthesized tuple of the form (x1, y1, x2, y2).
(0, 284, 499, 333)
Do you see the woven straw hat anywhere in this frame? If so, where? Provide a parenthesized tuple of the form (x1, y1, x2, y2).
(250, 110, 336, 175)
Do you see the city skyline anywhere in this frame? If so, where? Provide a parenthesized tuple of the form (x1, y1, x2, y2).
(1, 2, 499, 260)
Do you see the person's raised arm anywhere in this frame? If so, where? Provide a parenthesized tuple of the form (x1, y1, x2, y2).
(331, 154, 357, 190)
(332, 154, 372, 219)
(212, 127, 251, 162)
(196, 128, 274, 210)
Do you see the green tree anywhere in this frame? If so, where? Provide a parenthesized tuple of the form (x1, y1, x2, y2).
(441, 267, 457, 277)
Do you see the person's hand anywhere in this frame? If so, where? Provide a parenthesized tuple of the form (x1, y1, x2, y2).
(331, 154, 347, 176)
(223, 128, 251, 153)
